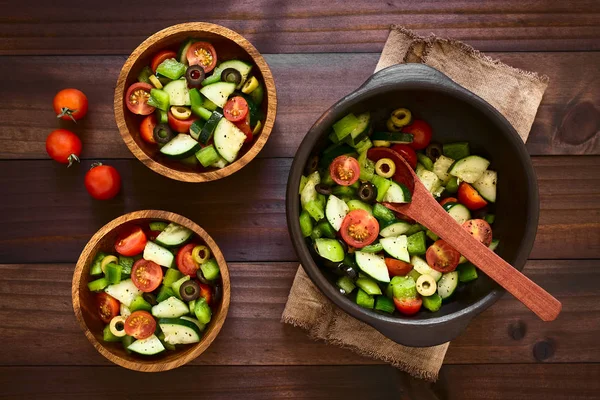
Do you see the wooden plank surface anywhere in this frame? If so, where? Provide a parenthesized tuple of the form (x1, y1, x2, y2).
(0, 52, 598, 160)
(0, 364, 597, 400)
(0, 157, 597, 264)
(1, 259, 597, 366)
(1, 1, 599, 54)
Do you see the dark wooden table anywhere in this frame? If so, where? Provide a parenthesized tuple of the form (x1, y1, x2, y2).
(1, 1, 599, 399)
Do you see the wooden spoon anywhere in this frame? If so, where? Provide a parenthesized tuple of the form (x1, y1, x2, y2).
(382, 154, 561, 321)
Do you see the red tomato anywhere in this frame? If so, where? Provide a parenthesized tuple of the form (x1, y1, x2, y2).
(329, 155, 360, 186)
(402, 120, 432, 150)
(426, 240, 460, 273)
(440, 197, 458, 207)
(167, 111, 198, 133)
(131, 259, 163, 292)
(199, 283, 213, 306)
(186, 42, 217, 73)
(45, 129, 82, 167)
(84, 163, 121, 200)
(385, 258, 413, 277)
(393, 297, 422, 316)
(124, 311, 156, 340)
(340, 209, 379, 248)
(140, 114, 157, 144)
(151, 50, 177, 72)
(458, 182, 488, 210)
(115, 225, 147, 256)
(125, 82, 155, 115)
(96, 292, 119, 323)
(391, 144, 417, 170)
(235, 117, 253, 143)
(53, 88, 88, 122)
(367, 147, 414, 192)
(177, 244, 200, 276)
(463, 219, 493, 247)
(223, 96, 249, 122)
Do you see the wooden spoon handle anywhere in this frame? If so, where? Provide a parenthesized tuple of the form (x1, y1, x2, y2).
(387, 186, 562, 321)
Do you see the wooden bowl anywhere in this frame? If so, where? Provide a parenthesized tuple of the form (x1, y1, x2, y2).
(72, 210, 230, 372)
(114, 22, 277, 182)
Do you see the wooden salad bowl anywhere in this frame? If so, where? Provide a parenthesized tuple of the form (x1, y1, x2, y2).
(114, 22, 277, 182)
(72, 210, 231, 372)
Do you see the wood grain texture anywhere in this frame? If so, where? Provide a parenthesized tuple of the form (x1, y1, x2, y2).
(1, 0, 599, 54)
(114, 23, 277, 182)
(0, 52, 597, 160)
(0, 157, 597, 264)
(0, 260, 598, 366)
(72, 210, 230, 372)
(384, 158, 561, 322)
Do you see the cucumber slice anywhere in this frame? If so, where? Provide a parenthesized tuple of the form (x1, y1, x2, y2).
(372, 203, 395, 223)
(104, 279, 142, 308)
(211, 156, 228, 169)
(198, 111, 222, 144)
(163, 79, 191, 106)
(416, 153, 434, 171)
(380, 235, 410, 262)
(333, 113, 360, 142)
(155, 222, 193, 247)
(128, 334, 165, 355)
(181, 315, 206, 332)
(489, 239, 500, 252)
(158, 318, 201, 345)
(300, 181, 318, 209)
(371, 131, 414, 144)
(346, 112, 371, 146)
(189, 119, 205, 141)
(361, 242, 383, 254)
(315, 238, 345, 262)
(213, 118, 247, 163)
(160, 134, 201, 159)
(447, 203, 471, 225)
(432, 155, 455, 185)
(382, 181, 412, 203)
(416, 168, 441, 194)
(473, 169, 497, 203)
(143, 241, 174, 268)
(346, 199, 373, 215)
(410, 255, 442, 281)
(355, 251, 390, 283)
(355, 277, 383, 295)
(200, 82, 236, 108)
(171, 275, 191, 300)
(448, 155, 490, 183)
(379, 221, 412, 238)
(151, 296, 189, 318)
(177, 38, 196, 64)
(437, 271, 459, 300)
(325, 195, 349, 231)
(202, 60, 253, 89)
(336, 276, 356, 294)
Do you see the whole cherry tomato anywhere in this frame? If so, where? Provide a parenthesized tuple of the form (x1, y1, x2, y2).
(46, 129, 82, 167)
(84, 163, 121, 200)
(53, 88, 88, 122)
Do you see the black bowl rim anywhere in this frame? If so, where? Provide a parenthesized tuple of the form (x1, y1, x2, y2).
(285, 63, 539, 346)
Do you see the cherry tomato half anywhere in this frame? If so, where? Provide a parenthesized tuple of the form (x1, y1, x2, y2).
(393, 297, 422, 316)
(402, 120, 432, 150)
(151, 50, 177, 72)
(45, 129, 82, 167)
(199, 283, 213, 306)
(223, 96, 249, 123)
(97, 292, 119, 323)
(186, 42, 217, 73)
(124, 311, 156, 340)
(385, 258, 413, 277)
(53, 88, 88, 122)
(426, 240, 460, 273)
(131, 259, 163, 292)
(439, 197, 458, 207)
(340, 209, 379, 248)
(125, 82, 155, 116)
(235, 117, 253, 143)
(391, 144, 417, 170)
(458, 182, 488, 210)
(330, 155, 360, 186)
(84, 163, 121, 200)
(367, 147, 414, 193)
(139, 114, 157, 144)
(167, 111, 198, 133)
(463, 219, 493, 247)
(115, 225, 147, 257)
(177, 244, 200, 276)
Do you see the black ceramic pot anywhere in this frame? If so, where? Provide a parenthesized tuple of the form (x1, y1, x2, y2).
(286, 64, 539, 347)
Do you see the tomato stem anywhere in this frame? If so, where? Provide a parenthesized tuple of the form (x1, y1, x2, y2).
(57, 107, 78, 123)
(90, 162, 103, 169)
(67, 154, 80, 168)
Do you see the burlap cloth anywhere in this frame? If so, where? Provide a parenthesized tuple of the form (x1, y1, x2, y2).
(282, 25, 549, 382)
